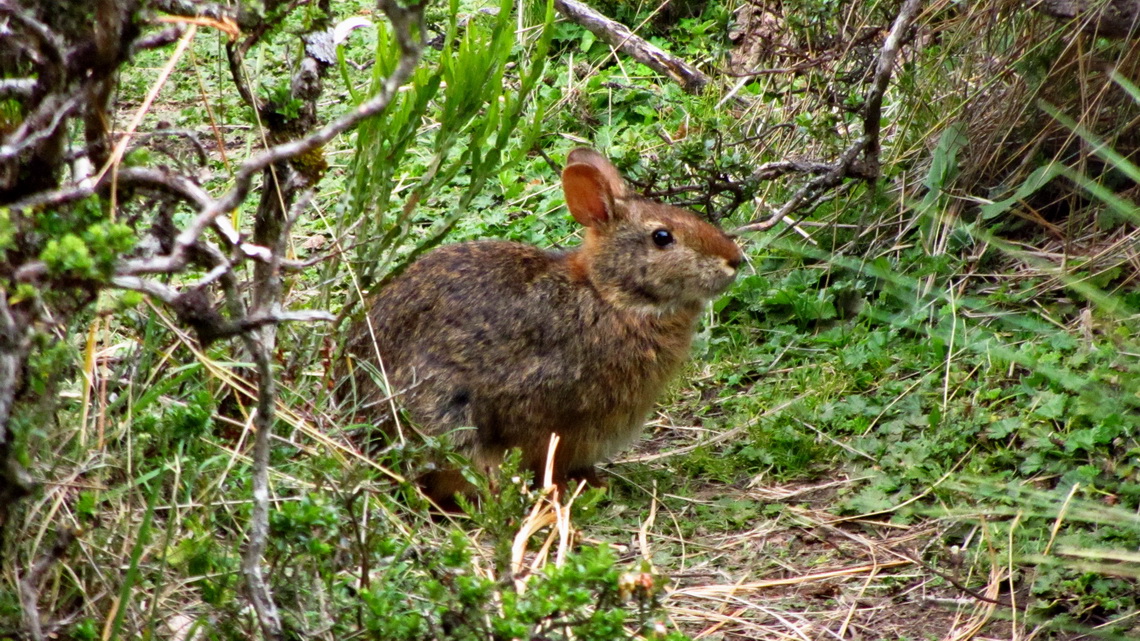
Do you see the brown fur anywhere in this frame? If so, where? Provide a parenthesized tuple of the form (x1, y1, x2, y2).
(343, 148, 743, 503)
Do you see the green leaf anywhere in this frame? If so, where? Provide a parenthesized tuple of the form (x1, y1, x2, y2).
(1033, 391, 1068, 420)
(924, 122, 967, 192)
(980, 163, 1064, 220)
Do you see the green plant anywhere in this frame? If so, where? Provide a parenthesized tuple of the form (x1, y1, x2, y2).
(333, 0, 554, 299)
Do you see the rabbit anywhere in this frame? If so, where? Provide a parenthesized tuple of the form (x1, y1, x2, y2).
(342, 148, 743, 502)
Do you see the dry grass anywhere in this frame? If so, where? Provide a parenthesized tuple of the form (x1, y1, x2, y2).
(607, 463, 1022, 640)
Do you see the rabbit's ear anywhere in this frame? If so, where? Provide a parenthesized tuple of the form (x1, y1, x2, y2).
(562, 148, 627, 227)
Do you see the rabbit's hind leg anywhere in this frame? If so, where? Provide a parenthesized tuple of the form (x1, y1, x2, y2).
(416, 468, 473, 513)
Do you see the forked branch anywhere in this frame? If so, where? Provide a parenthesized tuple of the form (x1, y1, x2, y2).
(735, 0, 923, 234)
(233, 2, 427, 639)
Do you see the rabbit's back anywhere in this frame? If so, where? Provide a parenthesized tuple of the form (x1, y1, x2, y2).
(359, 239, 700, 476)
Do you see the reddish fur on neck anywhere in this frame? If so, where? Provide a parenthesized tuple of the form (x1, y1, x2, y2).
(567, 229, 599, 282)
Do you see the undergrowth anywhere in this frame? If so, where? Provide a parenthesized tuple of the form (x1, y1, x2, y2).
(4, 0, 1139, 639)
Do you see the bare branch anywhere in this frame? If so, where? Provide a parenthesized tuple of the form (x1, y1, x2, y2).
(281, 189, 317, 254)
(18, 529, 78, 641)
(725, 27, 881, 78)
(0, 78, 36, 98)
(7, 165, 209, 213)
(0, 292, 28, 432)
(247, 309, 336, 324)
(12, 261, 47, 283)
(0, 94, 84, 162)
(280, 252, 339, 271)
(232, 3, 426, 638)
(239, 332, 283, 639)
(6, 179, 95, 213)
(129, 128, 210, 168)
(751, 159, 843, 182)
(225, 39, 261, 113)
(6, 166, 277, 290)
(0, 290, 34, 526)
(735, 139, 868, 234)
(889, 549, 1024, 609)
(117, 2, 427, 279)
(553, 0, 712, 94)
(115, 166, 214, 209)
(109, 276, 181, 304)
(862, 0, 923, 176)
(0, 4, 68, 75)
(235, 0, 313, 58)
(130, 25, 186, 53)
(113, 272, 336, 342)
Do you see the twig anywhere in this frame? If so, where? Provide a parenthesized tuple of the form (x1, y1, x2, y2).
(7, 163, 211, 214)
(244, 309, 336, 325)
(130, 25, 185, 54)
(280, 189, 317, 254)
(128, 128, 210, 168)
(890, 549, 1024, 610)
(0, 93, 83, 161)
(234, 0, 313, 59)
(238, 331, 284, 639)
(93, 24, 199, 189)
(0, 4, 67, 75)
(108, 278, 342, 340)
(553, 0, 712, 94)
(735, 139, 869, 234)
(724, 26, 882, 78)
(114, 166, 213, 208)
(0, 291, 28, 439)
(225, 36, 260, 113)
(750, 159, 840, 181)
(110, 276, 181, 304)
(7, 166, 273, 288)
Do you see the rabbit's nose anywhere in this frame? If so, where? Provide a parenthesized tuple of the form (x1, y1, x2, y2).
(725, 252, 743, 271)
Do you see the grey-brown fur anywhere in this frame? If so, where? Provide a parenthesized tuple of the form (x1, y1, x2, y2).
(343, 148, 743, 501)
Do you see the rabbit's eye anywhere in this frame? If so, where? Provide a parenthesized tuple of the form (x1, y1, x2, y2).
(652, 229, 674, 247)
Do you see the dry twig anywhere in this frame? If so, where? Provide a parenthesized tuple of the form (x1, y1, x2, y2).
(554, 0, 712, 93)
